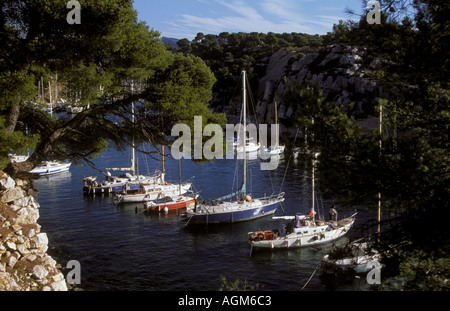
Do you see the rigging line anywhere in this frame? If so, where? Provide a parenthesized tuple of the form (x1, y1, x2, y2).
(141, 143, 150, 175)
(245, 74, 277, 196)
(300, 265, 319, 291)
(279, 128, 300, 193)
(245, 76, 260, 126)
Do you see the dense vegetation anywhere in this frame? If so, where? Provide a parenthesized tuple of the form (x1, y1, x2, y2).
(174, 31, 324, 109)
(0, 0, 448, 290)
(0, 0, 225, 173)
(171, 0, 449, 291)
(282, 1, 449, 290)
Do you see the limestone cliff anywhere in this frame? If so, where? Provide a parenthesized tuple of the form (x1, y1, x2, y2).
(254, 45, 382, 131)
(0, 171, 67, 291)
(219, 45, 384, 135)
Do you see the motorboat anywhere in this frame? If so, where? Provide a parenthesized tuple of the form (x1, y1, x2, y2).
(30, 161, 71, 176)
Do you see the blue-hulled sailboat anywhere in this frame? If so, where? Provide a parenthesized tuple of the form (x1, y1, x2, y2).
(184, 71, 285, 225)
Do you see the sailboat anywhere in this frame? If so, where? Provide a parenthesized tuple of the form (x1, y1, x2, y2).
(320, 102, 384, 275)
(116, 143, 192, 204)
(83, 99, 161, 195)
(143, 194, 198, 213)
(235, 138, 260, 153)
(320, 240, 381, 274)
(116, 174, 192, 203)
(263, 102, 285, 156)
(248, 157, 356, 250)
(183, 71, 285, 225)
(142, 160, 197, 213)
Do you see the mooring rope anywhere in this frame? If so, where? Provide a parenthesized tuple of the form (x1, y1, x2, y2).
(300, 265, 319, 291)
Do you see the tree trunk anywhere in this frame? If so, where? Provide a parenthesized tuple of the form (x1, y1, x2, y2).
(4, 100, 21, 133)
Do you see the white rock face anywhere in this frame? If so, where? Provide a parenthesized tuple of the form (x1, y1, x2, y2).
(0, 170, 68, 291)
(0, 173, 15, 190)
(255, 45, 381, 126)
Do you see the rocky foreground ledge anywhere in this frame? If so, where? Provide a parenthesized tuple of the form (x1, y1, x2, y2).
(0, 170, 67, 291)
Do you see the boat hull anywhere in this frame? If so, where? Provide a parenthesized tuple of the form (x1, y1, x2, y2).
(30, 162, 71, 176)
(83, 174, 161, 195)
(145, 195, 198, 212)
(83, 182, 138, 195)
(118, 183, 192, 203)
(184, 197, 284, 225)
(320, 253, 381, 274)
(320, 242, 382, 275)
(249, 217, 355, 249)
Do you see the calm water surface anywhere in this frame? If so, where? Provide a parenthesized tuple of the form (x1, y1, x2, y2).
(35, 146, 377, 291)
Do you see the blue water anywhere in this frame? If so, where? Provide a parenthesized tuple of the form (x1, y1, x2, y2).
(35, 146, 376, 291)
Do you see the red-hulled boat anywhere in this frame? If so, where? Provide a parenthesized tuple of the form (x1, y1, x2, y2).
(144, 194, 198, 213)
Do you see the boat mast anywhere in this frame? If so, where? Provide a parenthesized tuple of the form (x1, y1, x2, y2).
(378, 102, 383, 237)
(131, 81, 136, 176)
(161, 111, 165, 181)
(55, 73, 58, 107)
(242, 70, 247, 197)
(107, 81, 137, 175)
(178, 159, 182, 195)
(275, 101, 278, 148)
(312, 155, 315, 217)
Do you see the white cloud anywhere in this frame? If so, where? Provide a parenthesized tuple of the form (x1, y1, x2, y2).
(163, 0, 356, 39)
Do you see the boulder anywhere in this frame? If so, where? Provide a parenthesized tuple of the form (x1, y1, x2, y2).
(1, 188, 24, 204)
(0, 173, 15, 190)
(32, 233, 49, 250)
(32, 265, 48, 279)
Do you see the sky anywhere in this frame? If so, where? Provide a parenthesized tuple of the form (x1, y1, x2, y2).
(132, 0, 366, 40)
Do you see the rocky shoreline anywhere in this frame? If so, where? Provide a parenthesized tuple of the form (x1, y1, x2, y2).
(0, 170, 67, 291)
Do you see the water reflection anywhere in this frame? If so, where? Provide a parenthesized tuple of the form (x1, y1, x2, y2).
(34, 146, 374, 291)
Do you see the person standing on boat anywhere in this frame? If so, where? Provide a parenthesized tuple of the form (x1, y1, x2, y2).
(329, 205, 337, 221)
(294, 214, 302, 228)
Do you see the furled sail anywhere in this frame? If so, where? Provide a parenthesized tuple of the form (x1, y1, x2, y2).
(215, 184, 246, 202)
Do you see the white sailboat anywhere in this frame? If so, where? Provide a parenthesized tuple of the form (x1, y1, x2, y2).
(83, 98, 161, 195)
(116, 131, 193, 204)
(320, 102, 385, 275)
(184, 71, 285, 225)
(116, 177, 192, 203)
(235, 87, 260, 154)
(235, 138, 260, 153)
(263, 102, 284, 156)
(320, 241, 382, 274)
(248, 157, 356, 250)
